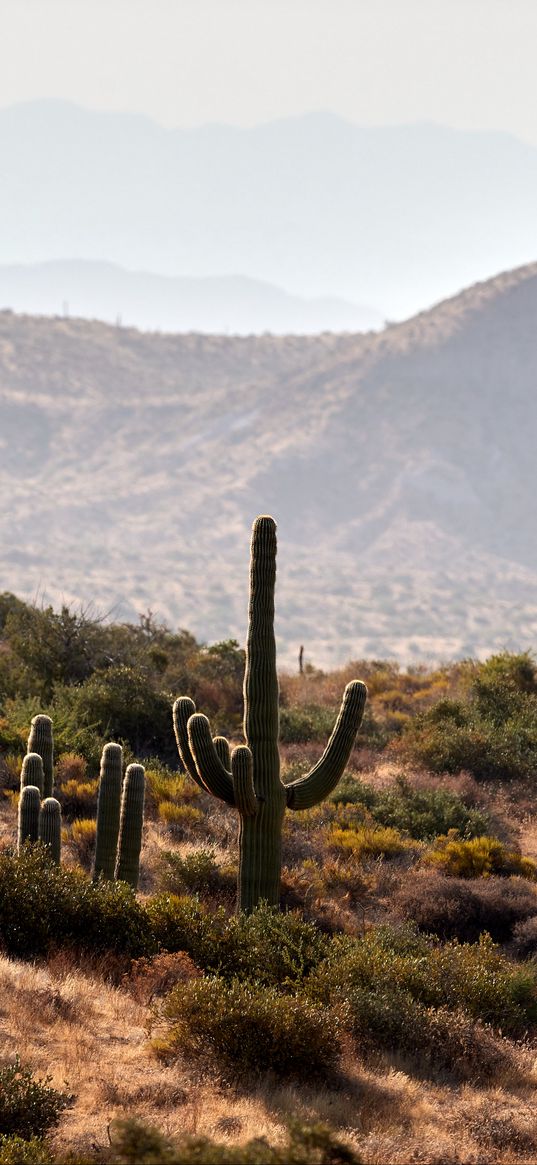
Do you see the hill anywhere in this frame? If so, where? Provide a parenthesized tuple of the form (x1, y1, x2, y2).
(2, 101, 537, 318)
(1, 261, 537, 666)
(0, 260, 382, 336)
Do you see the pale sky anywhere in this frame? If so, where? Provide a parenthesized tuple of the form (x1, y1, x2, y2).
(3, 0, 537, 142)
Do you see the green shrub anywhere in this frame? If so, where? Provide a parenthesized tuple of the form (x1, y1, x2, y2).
(156, 976, 340, 1081)
(0, 847, 154, 959)
(402, 657, 537, 782)
(0, 1057, 68, 1139)
(109, 1117, 361, 1164)
(147, 899, 329, 987)
(0, 1136, 52, 1165)
(330, 775, 488, 840)
(341, 988, 509, 1083)
(158, 848, 236, 898)
(308, 924, 537, 1035)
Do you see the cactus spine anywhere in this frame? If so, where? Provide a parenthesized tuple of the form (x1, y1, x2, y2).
(18, 786, 41, 848)
(93, 743, 123, 881)
(39, 798, 62, 863)
(115, 763, 145, 889)
(173, 515, 367, 913)
(20, 753, 44, 797)
(27, 715, 54, 798)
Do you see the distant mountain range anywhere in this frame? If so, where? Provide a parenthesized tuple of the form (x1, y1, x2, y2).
(1, 261, 537, 667)
(0, 260, 382, 336)
(1, 101, 537, 321)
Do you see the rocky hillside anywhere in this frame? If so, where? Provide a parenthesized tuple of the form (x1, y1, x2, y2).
(1, 261, 537, 666)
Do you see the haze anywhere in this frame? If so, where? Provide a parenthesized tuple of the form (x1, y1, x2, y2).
(3, 0, 537, 144)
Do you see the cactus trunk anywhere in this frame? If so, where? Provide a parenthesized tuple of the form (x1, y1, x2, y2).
(240, 517, 285, 909)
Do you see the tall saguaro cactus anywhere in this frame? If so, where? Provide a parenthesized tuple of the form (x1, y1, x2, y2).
(94, 743, 123, 881)
(173, 516, 367, 913)
(27, 715, 54, 798)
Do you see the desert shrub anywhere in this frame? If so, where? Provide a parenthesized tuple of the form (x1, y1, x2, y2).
(425, 832, 537, 880)
(329, 774, 377, 808)
(344, 988, 510, 1083)
(280, 705, 340, 744)
(124, 951, 202, 1005)
(0, 1136, 51, 1165)
(158, 803, 204, 833)
(67, 818, 97, 869)
(392, 868, 537, 943)
(512, 916, 537, 959)
(330, 775, 488, 840)
(402, 657, 537, 781)
(308, 924, 537, 1035)
(147, 899, 329, 987)
(156, 975, 340, 1080)
(57, 778, 98, 819)
(327, 824, 413, 861)
(0, 847, 154, 959)
(158, 848, 236, 898)
(109, 1116, 361, 1165)
(0, 1056, 68, 1139)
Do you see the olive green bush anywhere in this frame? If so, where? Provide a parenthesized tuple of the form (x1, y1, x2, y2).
(331, 774, 489, 840)
(0, 1056, 68, 1139)
(108, 1117, 361, 1165)
(156, 975, 340, 1081)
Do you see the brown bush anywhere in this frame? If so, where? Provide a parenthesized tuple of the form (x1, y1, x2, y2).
(392, 868, 537, 943)
(124, 950, 202, 1005)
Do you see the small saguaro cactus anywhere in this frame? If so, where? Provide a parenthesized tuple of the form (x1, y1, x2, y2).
(27, 715, 54, 798)
(93, 743, 123, 882)
(39, 798, 62, 864)
(115, 763, 145, 889)
(18, 785, 41, 849)
(173, 515, 367, 913)
(20, 753, 44, 797)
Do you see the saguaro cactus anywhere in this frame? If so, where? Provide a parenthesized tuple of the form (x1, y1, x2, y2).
(173, 515, 367, 913)
(115, 763, 145, 889)
(27, 715, 54, 798)
(18, 785, 41, 849)
(94, 743, 123, 881)
(20, 753, 44, 797)
(39, 798, 62, 863)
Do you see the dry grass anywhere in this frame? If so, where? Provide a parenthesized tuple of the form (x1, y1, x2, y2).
(0, 951, 536, 1163)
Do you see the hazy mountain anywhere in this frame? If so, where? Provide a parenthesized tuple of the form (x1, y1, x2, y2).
(0, 260, 382, 336)
(2, 101, 537, 318)
(1, 261, 537, 668)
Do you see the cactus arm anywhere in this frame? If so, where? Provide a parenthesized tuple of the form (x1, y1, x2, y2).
(173, 698, 207, 791)
(286, 681, 368, 810)
(214, 736, 232, 770)
(187, 714, 236, 806)
(232, 746, 258, 816)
